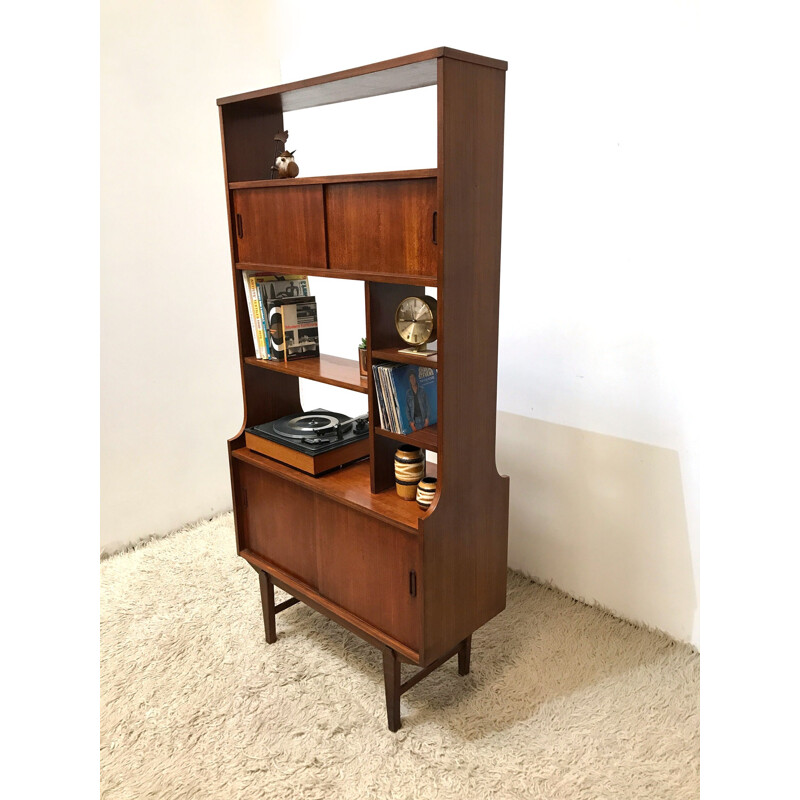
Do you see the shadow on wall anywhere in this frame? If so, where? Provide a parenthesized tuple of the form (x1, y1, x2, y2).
(496, 411, 697, 644)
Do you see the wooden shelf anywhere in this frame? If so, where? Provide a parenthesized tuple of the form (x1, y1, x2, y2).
(231, 447, 435, 533)
(229, 168, 437, 190)
(244, 354, 367, 393)
(236, 262, 437, 287)
(375, 424, 438, 453)
(372, 347, 439, 368)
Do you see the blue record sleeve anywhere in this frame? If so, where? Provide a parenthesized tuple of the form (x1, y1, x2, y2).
(389, 364, 438, 435)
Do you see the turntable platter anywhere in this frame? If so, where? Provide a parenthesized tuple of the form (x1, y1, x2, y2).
(272, 413, 343, 439)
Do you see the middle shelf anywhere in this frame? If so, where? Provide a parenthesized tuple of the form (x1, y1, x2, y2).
(375, 424, 438, 452)
(245, 354, 368, 393)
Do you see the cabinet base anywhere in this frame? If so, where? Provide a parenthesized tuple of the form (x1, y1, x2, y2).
(253, 566, 472, 731)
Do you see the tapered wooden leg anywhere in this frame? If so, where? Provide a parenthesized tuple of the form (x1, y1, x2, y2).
(458, 635, 472, 676)
(258, 570, 277, 644)
(382, 648, 401, 732)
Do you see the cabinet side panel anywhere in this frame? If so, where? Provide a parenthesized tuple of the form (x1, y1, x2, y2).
(422, 57, 509, 664)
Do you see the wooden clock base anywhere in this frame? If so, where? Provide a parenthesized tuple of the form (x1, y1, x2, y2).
(255, 566, 472, 732)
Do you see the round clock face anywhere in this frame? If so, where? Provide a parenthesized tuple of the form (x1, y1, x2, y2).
(395, 296, 438, 346)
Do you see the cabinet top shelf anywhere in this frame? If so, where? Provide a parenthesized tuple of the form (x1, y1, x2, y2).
(216, 47, 507, 112)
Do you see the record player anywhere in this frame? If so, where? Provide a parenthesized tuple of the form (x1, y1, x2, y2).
(245, 409, 369, 475)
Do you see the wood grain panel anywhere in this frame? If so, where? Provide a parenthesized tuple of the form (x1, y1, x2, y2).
(326, 180, 437, 277)
(375, 424, 438, 453)
(231, 448, 435, 533)
(233, 186, 327, 268)
(371, 347, 438, 368)
(237, 463, 319, 589)
(240, 549, 421, 664)
(419, 56, 510, 664)
(236, 263, 436, 286)
(243, 354, 367, 393)
(220, 103, 284, 183)
(229, 168, 437, 190)
(315, 497, 421, 650)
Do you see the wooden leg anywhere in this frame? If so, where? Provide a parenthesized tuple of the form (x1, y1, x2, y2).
(382, 648, 402, 732)
(458, 635, 472, 676)
(258, 570, 277, 644)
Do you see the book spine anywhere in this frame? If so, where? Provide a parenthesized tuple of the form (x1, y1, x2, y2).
(241, 271, 260, 357)
(255, 280, 271, 359)
(248, 275, 266, 359)
(281, 304, 288, 363)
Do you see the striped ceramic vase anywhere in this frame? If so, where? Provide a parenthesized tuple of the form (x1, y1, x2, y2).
(416, 477, 437, 511)
(394, 445, 425, 501)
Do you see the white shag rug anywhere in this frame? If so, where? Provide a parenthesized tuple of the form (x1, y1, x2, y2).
(100, 513, 699, 800)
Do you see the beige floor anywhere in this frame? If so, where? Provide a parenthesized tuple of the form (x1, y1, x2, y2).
(100, 513, 699, 800)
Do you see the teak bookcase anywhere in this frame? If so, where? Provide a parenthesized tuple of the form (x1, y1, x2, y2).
(218, 47, 509, 731)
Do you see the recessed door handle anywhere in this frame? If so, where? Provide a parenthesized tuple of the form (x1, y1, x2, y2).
(432, 211, 438, 245)
(236, 213, 243, 239)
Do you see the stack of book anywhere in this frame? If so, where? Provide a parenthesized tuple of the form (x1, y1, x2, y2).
(241, 272, 319, 362)
(373, 362, 438, 435)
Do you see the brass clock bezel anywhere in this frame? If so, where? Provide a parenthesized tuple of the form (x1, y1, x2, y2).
(394, 295, 438, 348)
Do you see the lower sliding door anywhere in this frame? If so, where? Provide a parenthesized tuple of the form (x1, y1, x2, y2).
(237, 464, 319, 590)
(315, 496, 421, 651)
(235, 462, 421, 650)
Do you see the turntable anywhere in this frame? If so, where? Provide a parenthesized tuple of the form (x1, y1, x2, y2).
(245, 409, 369, 475)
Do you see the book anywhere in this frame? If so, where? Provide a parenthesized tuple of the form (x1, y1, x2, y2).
(255, 275, 311, 358)
(280, 297, 319, 362)
(247, 273, 268, 358)
(241, 271, 262, 357)
(372, 363, 438, 434)
(240, 272, 311, 358)
(266, 297, 319, 362)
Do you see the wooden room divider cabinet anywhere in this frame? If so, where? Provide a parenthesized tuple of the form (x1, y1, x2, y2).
(218, 47, 510, 731)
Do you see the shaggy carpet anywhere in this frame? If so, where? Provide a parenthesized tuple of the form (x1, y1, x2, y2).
(100, 513, 699, 800)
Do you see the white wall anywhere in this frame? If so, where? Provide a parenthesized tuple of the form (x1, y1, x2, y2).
(273, 1, 706, 644)
(100, 0, 720, 643)
(100, 0, 281, 553)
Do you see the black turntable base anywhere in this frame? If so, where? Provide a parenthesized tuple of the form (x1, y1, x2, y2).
(245, 409, 370, 475)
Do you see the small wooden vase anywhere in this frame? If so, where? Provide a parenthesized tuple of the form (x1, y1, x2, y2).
(416, 477, 437, 511)
(394, 445, 425, 501)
